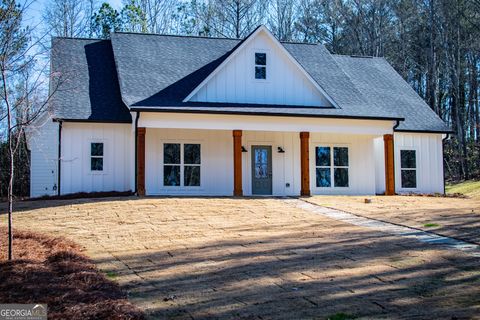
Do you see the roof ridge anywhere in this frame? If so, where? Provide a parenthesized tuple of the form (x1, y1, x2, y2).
(112, 31, 242, 41)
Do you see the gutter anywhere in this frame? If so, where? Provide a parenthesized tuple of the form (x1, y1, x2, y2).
(129, 107, 405, 122)
(57, 120, 63, 196)
(134, 112, 140, 195)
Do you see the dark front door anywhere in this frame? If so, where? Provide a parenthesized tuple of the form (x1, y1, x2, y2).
(251, 145, 272, 195)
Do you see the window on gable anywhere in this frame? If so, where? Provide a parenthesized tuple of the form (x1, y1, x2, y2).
(400, 150, 417, 188)
(163, 143, 201, 187)
(255, 52, 266, 79)
(90, 142, 104, 171)
(315, 146, 349, 188)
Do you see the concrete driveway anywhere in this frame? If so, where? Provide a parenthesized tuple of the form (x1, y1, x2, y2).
(3, 197, 480, 319)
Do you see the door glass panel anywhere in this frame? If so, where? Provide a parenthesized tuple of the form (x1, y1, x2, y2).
(316, 168, 331, 187)
(255, 164, 268, 178)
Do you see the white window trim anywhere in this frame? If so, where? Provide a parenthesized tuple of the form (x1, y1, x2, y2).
(253, 49, 270, 83)
(398, 148, 418, 190)
(88, 140, 107, 175)
(313, 144, 350, 189)
(161, 141, 203, 189)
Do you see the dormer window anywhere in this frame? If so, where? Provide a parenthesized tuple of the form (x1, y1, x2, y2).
(255, 52, 266, 79)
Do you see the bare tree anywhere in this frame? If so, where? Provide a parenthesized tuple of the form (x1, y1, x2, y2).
(1, 0, 62, 260)
(43, 0, 92, 37)
(268, 0, 297, 41)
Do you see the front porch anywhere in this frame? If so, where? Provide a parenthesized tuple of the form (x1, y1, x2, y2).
(134, 112, 397, 197)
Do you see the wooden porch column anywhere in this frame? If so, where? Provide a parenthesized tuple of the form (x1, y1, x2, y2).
(384, 134, 395, 195)
(137, 127, 146, 196)
(300, 132, 311, 196)
(233, 130, 243, 196)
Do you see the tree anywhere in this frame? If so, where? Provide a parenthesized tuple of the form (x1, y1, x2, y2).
(1, 0, 60, 259)
(121, 0, 147, 33)
(92, 2, 122, 38)
(43, 0, 95, 38)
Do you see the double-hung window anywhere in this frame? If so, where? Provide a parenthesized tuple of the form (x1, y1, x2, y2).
(315, 146, 349, 188)
(90, 142, 104, 171)
(255, 52, 266, 79)
(163, 143, 201, 187)
(400, 150, 417, 188)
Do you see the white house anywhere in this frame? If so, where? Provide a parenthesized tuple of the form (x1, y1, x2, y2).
(27, 26, 451, 198)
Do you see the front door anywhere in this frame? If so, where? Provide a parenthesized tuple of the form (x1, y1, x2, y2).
(251, 146, 272, 195)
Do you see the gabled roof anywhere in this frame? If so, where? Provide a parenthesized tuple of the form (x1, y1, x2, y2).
(49, 27, 451, 132)
(183, 26, 338, 108)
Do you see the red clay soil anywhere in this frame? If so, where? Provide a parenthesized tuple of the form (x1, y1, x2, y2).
(0, 227, 145, 320)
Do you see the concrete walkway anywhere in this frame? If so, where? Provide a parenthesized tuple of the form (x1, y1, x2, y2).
(286, 199, 480, 257)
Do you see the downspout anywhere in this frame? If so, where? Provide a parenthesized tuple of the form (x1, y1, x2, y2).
(392, 120, 400, 194)
(442, 133, 450, 195)
(57, 120, 63, 196)
(134, 112, 140, 195)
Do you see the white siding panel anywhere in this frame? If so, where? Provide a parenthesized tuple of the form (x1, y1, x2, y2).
(190, 31, 331, 107)
(394, 132, 444, 194)
(29, 115, 59, 197)
(60, 123, 133, 195)
(145, 129, 233, 196)
(310, 133, 377, 195)
(373, 136, 386, 194)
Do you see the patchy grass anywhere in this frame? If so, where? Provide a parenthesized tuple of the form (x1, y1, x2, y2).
(446, 180, 480, 200)
(327, 312, 356, 320)
(105, 270, 118, 279)
(0, 227, 144, 320)
(424, 223, 441, 228)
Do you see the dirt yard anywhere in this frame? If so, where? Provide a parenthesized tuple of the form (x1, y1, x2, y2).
(307, 195, 480, 245)
(1, 197, 480, 319)
(0, 226, 144, 320)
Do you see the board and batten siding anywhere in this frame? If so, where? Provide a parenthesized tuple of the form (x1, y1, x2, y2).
(28, 115, 59, 197)
(189, 31, 331, 107)
(145, 128, 233, 196)
(394, 132, 444, 194)
(310, 133, 377, 195)
(60, 122, 133, 195)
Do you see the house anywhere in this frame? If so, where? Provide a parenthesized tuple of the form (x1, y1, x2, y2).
(27, 26, 451, 198)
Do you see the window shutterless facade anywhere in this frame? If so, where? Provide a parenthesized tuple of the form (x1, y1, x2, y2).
(315, 146, 349, 188)
(90, 142, 104, 171)
(163, 143, 201, 187)
(255, 52, 266, 79)
(400, 149, 417, 188)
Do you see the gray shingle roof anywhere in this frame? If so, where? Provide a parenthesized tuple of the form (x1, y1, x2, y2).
(50, 38, 131, 122)
(50, 31, 451, 132)
(333, 55, 451, 132)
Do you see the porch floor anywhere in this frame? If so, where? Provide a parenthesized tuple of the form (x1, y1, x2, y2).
(3, 197, 480, 319)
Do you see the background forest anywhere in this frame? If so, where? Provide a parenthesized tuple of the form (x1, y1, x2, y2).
(1, 0, 480, 197)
